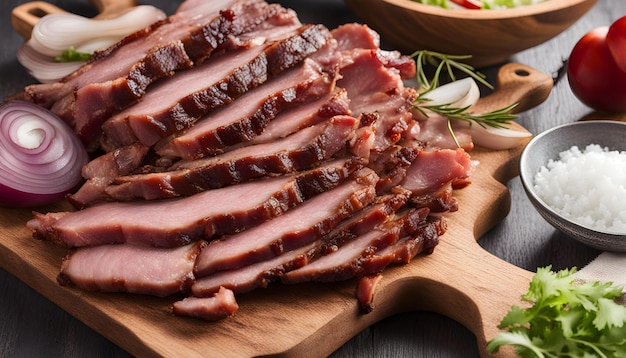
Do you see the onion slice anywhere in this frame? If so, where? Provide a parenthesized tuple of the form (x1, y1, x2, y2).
(420, 77, 480, 108)
(29, 5, 167, 57)
(0, 101, 88, 207)
(414, 78, 530, 150)
(16, 44, 83, 84)
(467, 123, 532, 150)
(17, 5, 166, 83)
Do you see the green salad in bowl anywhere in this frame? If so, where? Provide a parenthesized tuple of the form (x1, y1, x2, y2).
(413, 0, 548, 9)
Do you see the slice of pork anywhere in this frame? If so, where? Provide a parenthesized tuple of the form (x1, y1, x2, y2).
(57, 241, 205, 297)
(156, 56, 337, 159)
(194, 167, 379, 276)
(331, 23, 380, 52)
(66, 144, 150, 209)
(249, 87, 351, 144)
(337, 48, 417, 155)
(66, 4, 299, 149)
(17, 0, 260, 107)
(280, 207, 429, 284)
(172, 287, 239, 321)
(400, 148, 472, 197)
(101, 23, 332, 149)
(356, 273, 382, 313)
(190, 192, 408, 297)
(370, 216, 446, 266)
(27, 160, 359, 248)
(103, 115, 358, 202)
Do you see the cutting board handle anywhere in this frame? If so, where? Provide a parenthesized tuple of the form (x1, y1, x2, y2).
(11, 0, 136, 39)
(472, 62, 554, 115)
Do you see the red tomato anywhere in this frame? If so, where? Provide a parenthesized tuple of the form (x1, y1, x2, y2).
(606, 15, 626, 73)
(450, 0, 482, 9)
(567, 26, 626, 113)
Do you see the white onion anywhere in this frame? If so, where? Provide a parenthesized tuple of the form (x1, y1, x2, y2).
(16, 44, 83, 84)
(17, 5, 166, 83)
(29, 5, 166, 57)
(420, 77, 480, 108)
(417, 78, 530, 150)
(466, 123, 532, 150)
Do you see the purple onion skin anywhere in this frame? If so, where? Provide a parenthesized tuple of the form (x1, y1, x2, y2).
(0, 100, 89, 208)
(0, 183, 68, 208)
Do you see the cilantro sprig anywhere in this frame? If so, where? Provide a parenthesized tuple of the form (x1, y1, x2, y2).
(487, 266, 626, 357)
(411, 50, 518, 147)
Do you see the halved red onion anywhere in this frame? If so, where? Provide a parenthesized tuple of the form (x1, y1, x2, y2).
(0, 100, 88, 207)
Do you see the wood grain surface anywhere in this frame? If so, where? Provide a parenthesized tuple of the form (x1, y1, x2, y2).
(1, 0, 624, 357)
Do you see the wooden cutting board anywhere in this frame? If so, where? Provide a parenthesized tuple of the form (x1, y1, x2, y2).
(0, 60, 552, 357)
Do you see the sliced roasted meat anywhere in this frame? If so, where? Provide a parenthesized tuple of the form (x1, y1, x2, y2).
(356, 273, 382, 313)
(17, 0, 260, 107)
(191, 192, 408, 297)
(101, 23, 332, 149)
(65, 4, 298, 149)
(156, 57, 337, 159)
(28, 161, 359, 248)
(353, 216, 443, 314)
(57, 241, 205, 297)
(81, 144, 150, 180)
(194, 167, 378, 276)
(249, 88, 351, 144)
(371, 216, 446, 266)
(396, 148, 472, 212)
(400, 148, 472, 196)
(337, 48, 417, 154)
(370, 144, 423, 194)
(280, 207, 429, 284)
(17, 0, 477, 321)
(52, 41, 194, 148)
(104, 116, 358, 202)
(192, 247, 309, 297)
(68, 144, 150, 208)
(173, 287, 239, 321)
(331, 23, 380, 52)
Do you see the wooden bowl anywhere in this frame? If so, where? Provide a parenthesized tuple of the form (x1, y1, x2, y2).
(344, 0, 598, 68)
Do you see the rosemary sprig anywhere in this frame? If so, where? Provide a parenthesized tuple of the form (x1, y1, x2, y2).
(410, 50, 519, 147)
(411, 50, 493, 91)
(415, 100, 519, 129)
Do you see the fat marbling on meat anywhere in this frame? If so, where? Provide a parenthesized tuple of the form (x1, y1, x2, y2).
(58, 241, 205, 297)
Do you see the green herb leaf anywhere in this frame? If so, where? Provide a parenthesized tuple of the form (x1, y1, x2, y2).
(487, 266, 626, 357)
(55, 47, 92, 63)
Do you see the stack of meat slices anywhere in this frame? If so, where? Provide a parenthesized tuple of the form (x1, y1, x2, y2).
(21, 0, 473, 321)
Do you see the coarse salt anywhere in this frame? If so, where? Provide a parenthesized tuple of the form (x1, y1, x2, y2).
(533, 144, 626, 234)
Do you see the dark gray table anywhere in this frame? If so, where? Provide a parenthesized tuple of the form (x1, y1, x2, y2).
(1, 0, 622, 356)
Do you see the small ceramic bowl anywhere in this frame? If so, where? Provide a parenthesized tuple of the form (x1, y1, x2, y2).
(519, 120, 626, 252)
(343, 0, 598, 68)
